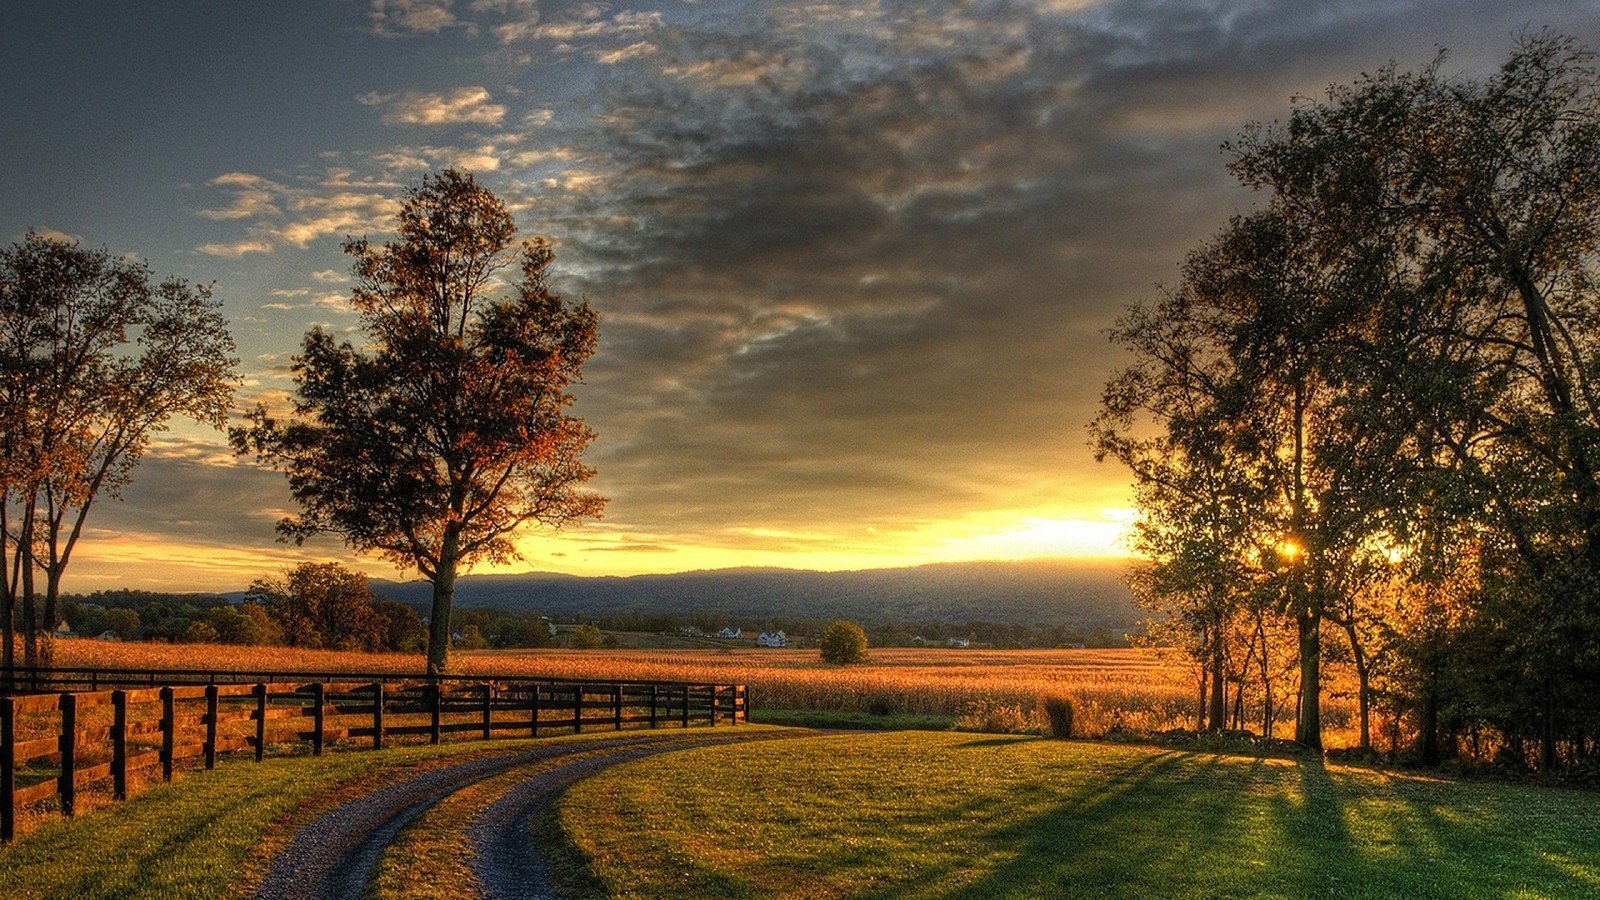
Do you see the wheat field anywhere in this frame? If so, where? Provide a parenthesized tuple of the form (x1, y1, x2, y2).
(44, 638, 1358, 743)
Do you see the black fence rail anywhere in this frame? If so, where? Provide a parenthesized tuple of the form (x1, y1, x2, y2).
(0, 668, 746, 842)
(0, 664, 724, 693)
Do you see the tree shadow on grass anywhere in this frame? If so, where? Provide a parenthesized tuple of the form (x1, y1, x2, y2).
(860, 751, 1376, 900)
(1, 772, 295, 900)
(1379, 768, 1600, 896)
(865, 750, 1600, 900)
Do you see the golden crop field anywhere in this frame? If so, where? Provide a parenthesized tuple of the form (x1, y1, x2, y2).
(47, 638, 1358, 743)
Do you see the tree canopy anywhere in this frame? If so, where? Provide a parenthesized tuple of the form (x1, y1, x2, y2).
(233, 169, 605, 673)
(1097, 32, 1600, 768)
(0, 233, 236, 668)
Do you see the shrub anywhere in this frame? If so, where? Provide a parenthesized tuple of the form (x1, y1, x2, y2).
(1038, 693, 1077, 738)
(819, 620, 869, 665)
(955, 699, 1042, 734)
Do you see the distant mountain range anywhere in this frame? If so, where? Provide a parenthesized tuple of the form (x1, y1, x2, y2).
(369, 558, 1138, 629)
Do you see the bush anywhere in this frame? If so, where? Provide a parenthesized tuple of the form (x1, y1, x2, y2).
(954, 699, 1041, 734)
(819, 620, 868, 665)
(569, 624, 603, 649)
(1038, 694, 1077, 738)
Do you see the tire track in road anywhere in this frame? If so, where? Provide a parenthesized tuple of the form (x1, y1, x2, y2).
(253, 730, 803, 900)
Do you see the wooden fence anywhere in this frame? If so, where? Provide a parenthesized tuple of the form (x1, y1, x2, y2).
(0, 668, 746, 842)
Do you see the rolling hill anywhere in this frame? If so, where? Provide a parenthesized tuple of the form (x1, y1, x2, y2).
(371, 558, 1138, 629)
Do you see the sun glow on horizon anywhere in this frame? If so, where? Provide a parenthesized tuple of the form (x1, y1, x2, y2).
(58, 506, 1139, 593)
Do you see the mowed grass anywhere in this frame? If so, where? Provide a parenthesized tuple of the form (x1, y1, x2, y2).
(0, 729, 703, 900)
(558, 732, 1600, 899)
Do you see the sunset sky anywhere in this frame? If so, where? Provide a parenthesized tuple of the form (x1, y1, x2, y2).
(4, 1, 1598, 592)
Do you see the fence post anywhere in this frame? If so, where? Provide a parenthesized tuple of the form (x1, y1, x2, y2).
(160, 686, 175, 782)
(58, 692, 77, 817)
(254, 683, 267, 763)
(613, 684, 623, 731)
(2, 697, 15, 842)
(530, 683, 541, 737)
(481, 683, 492, 740)
(204, 684, 219, 769)
(430, 682, 442, 745)
(649, 684, 659, 730)
(573, 684, 583, 734)
(112, 690, 128, 800)
(681, 684, 690, 728)
(372, 683, 384, 751)
(310, 683, 325, 756)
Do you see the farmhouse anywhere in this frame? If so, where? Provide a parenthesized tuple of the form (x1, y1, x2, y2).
(757, 630, 787, 648)
(717, 626, 742, 639)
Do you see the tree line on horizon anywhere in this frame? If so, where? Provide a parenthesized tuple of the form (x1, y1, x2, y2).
(54, 563, 425, 653)
(50, 582, 1128, 653)
(1095, 33, 1600, 771)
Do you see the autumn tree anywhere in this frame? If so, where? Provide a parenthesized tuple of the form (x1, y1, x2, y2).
(1093, 266, 1266, 733)
(243, 561, 417, 651)
(0, 233, 236, 668)
(233, 170, 605, 673)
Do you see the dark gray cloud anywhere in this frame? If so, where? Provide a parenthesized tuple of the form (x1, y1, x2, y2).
(14, 0, 1598, 586)
(500, 0, 1600, 557)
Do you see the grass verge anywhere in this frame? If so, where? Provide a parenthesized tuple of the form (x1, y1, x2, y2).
(557, 732, 1600, 899)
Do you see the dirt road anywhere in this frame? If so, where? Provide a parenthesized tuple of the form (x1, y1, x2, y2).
(253, 730, 793, 899)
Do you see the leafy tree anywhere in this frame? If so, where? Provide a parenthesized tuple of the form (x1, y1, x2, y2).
(245, 562, 385, 651)
(1093, 254, 1267, 733)
(820, 620, 869, 664)
(373, 598, 425, 652)
(233, 169, 606, 673)
(238, 602, 286, 646)
(1103, 32, 1600, 765)
(1229, 31, 1600, 767)
(568, 623, 602, 649)
(455, 623, 488, 650)
(0, 233, 236, 667)
(104, 607, 140, 641)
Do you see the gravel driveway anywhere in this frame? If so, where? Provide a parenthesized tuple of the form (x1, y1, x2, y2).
(253, 730, 796, 899)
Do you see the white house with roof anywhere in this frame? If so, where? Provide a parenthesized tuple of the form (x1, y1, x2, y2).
(756, 630, 787, 647)
(717, 626, 743, 639)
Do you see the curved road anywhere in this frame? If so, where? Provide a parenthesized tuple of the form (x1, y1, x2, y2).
(254, 730, 795, 899)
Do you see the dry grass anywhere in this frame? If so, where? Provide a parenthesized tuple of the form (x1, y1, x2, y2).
(47, 638, 1360, 744)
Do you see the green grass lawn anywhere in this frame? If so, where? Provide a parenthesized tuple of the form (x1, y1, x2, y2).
(556, 732, 1600, 899)
(0, 730, 706, 900)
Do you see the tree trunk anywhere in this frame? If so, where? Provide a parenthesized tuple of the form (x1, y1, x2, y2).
(20, 507, 37, 668)
(1342, 619, 1371, 750)
(41, 569, 61, 668)
(1295, 607, 1322, 749)
(1541, 689, 1557, 772)
(1207, 644, 1226, 732)
(1418, 664, 1439, 765)
(2, 500, 13, 675)
(425, 527, 461, 675)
